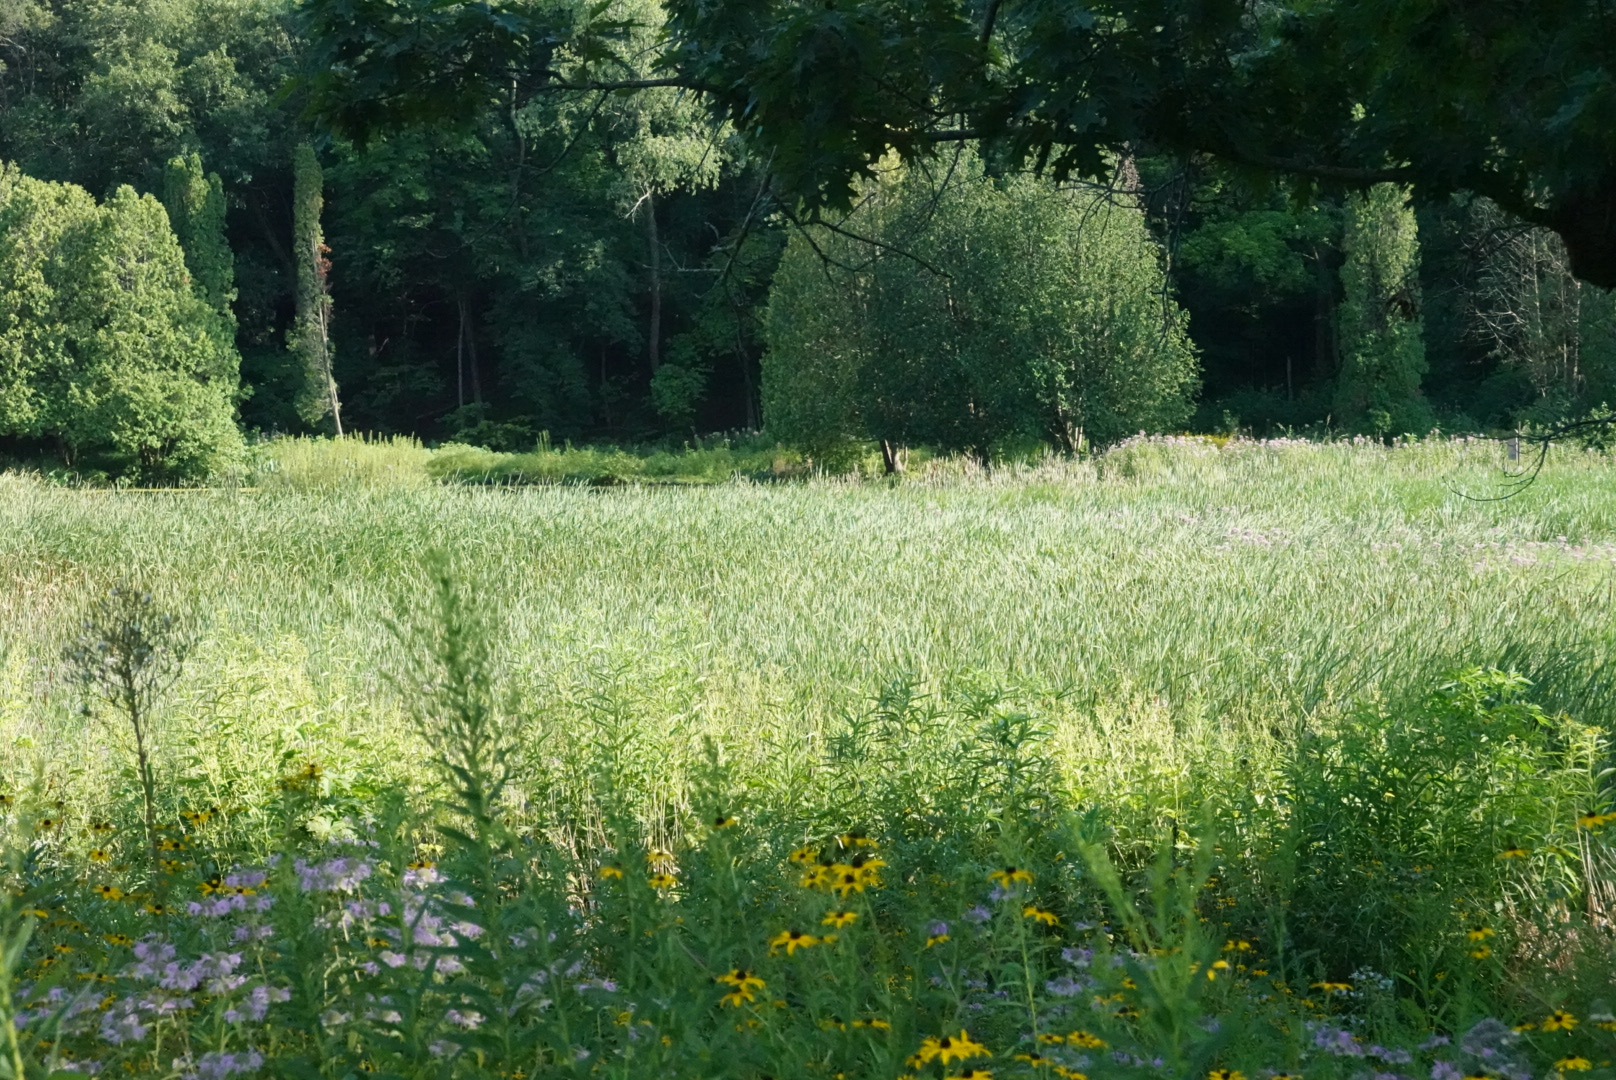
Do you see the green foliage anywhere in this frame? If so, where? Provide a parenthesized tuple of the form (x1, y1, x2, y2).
(764, 153, 1198, 458)
(161, 153, 237, 343)
(1335, 185, 1432, 436)
(290, 142, 343, 434)
(1283, 668, 1611, 992)
(0, 165, 241, 479)
(657, 0, 1616, 287)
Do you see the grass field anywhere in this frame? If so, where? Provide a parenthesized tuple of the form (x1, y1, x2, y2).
(1, 436, 1613, 1079)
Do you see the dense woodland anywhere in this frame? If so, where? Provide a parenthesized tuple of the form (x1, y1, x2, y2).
(2, 0, 1615, 477)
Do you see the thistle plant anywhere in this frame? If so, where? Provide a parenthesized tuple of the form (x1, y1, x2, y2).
(62, 586, 191, 868)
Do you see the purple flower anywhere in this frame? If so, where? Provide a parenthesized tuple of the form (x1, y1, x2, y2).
(445, 1009, 484, 1030)
(1432, 1063, 1463, 1080)
(928, 921, 950, 937)
(964, 906, 992, 924)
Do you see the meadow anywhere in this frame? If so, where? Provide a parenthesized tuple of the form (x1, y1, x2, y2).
(0, 436, 1613, 1080)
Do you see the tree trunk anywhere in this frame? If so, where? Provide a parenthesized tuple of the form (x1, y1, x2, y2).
(646, 189, 662, 373)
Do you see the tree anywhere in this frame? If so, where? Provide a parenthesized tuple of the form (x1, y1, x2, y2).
(1333, 184, 1431, 435)
(764, 152, 1197, 458)
(162, 153, 238, 350)
(294, 0, 1616, 288)
(0, 164, 242, 478)
(1464, 199, 1616, 421)
(290, 141, 342, 434)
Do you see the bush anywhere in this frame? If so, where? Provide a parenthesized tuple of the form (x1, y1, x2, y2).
(0, 164, 242, 481)
(763, 151, 1199, 460)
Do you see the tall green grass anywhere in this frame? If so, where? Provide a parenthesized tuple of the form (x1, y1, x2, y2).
(3, 435, 1614, 826)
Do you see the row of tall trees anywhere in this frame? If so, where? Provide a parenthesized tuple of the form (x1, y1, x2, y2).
(1, 0, 1614, 477)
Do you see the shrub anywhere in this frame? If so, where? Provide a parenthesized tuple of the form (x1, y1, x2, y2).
(0, 164, 242, 481)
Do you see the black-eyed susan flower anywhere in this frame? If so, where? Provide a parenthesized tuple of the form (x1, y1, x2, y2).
(93, 885, 123, 901)
(1207, 960, 1231, 980)
(1470, 946, 1492, 959)
(989, 867, 1034, 888)
(646, 848, 674, 865)
(1310, 982, 1351, 995)
(648, 872, 677, 890)
(830, 865, 866, 898)
(88, 848, 110, 863)
(1067, 1031, 1106, 1049)
(837, 830, 876, 848)
(927, 932, 951, 948)
(789, 846, 819, 864)
(717, 969, 765, 992)
(103, 934, 131, 947)
(1015, 1053, 1054, 1068)
(143, 903, 171, 915)
(1543, 1010, 1578, 1032)
(946, 1070, 993, 1080)
(852, 1018, 890, 1030)
(712, 815, 737, 828)
(1207, 1071, 1246, 1080)
(769, 929, 820, 955)
(1223, 939, 1254, 952)
(822, 910, 858, 928)
(799, 865, 833, 890)
(90, 821, 112, 833)
(1497, 847, 1530, 859)
(1554, 1059, 1593, 1072)
(941, 1031, 990, 1065)
(1467, 927, 1495, 941)
(1576, 810, 1616, 829)
(1022, 905, 1059, 926)
(1052, 1070, 1088, 1080)
(598, 865, 624, 880)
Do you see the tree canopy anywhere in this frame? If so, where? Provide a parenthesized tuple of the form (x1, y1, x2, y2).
(296, 0, 1616, 287)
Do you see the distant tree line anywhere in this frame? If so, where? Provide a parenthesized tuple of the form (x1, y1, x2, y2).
(1, 0, 1614, 478)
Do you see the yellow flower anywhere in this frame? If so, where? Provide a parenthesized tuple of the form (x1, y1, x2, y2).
(852, 1018, 891, 1030)
(1542, 1010, 1578, 1032)
(1576, 810, 1616, 829)
(88, 849, 110, 863)
(159, 859, 183, 873)
(711, 814, 738, 828)
(945, 1071, 993, 1080)
(719, 989, 754, 1008)
(144, 903, 171, 915)
(988, 866, 1034, 887)
(1497, 847, 1530, 859)
(1207, 1071, 1246, 1080)
(1223, 939, 1254, 952)
(1053, 1070, 1088, 1080)
(822, 910, 859, 928)
(598, 864, 624, 880)
(103, 934, 131, 947)
(1310, 982, 1351, 995)
(1470, 946, 1492, 959)
(1022, 905, 1059, 926)
(1014, 1053, 1054, 1068)
(1270, 1074, 1303, 1080)
(1066, 1031, 1106, 1049)
(716, 969, 765, 993)
(914, 1031, 990, 1067)
(829, 865, 867, 898)
(837, 831, 877, 848)
(788, 846, 819, 864)
(769, 929, 821, 955)
(1594, 1020, 1616, 1033)
(1554, 1059, 1592, 1072)
(94, 885, 124, 901)
(648, 872, 677, 890)
(1466, 927, 1495, 941)
(1207, 959, 1231, 980)
(799, 865, 833, 890)
(926, 933, 951, 948)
